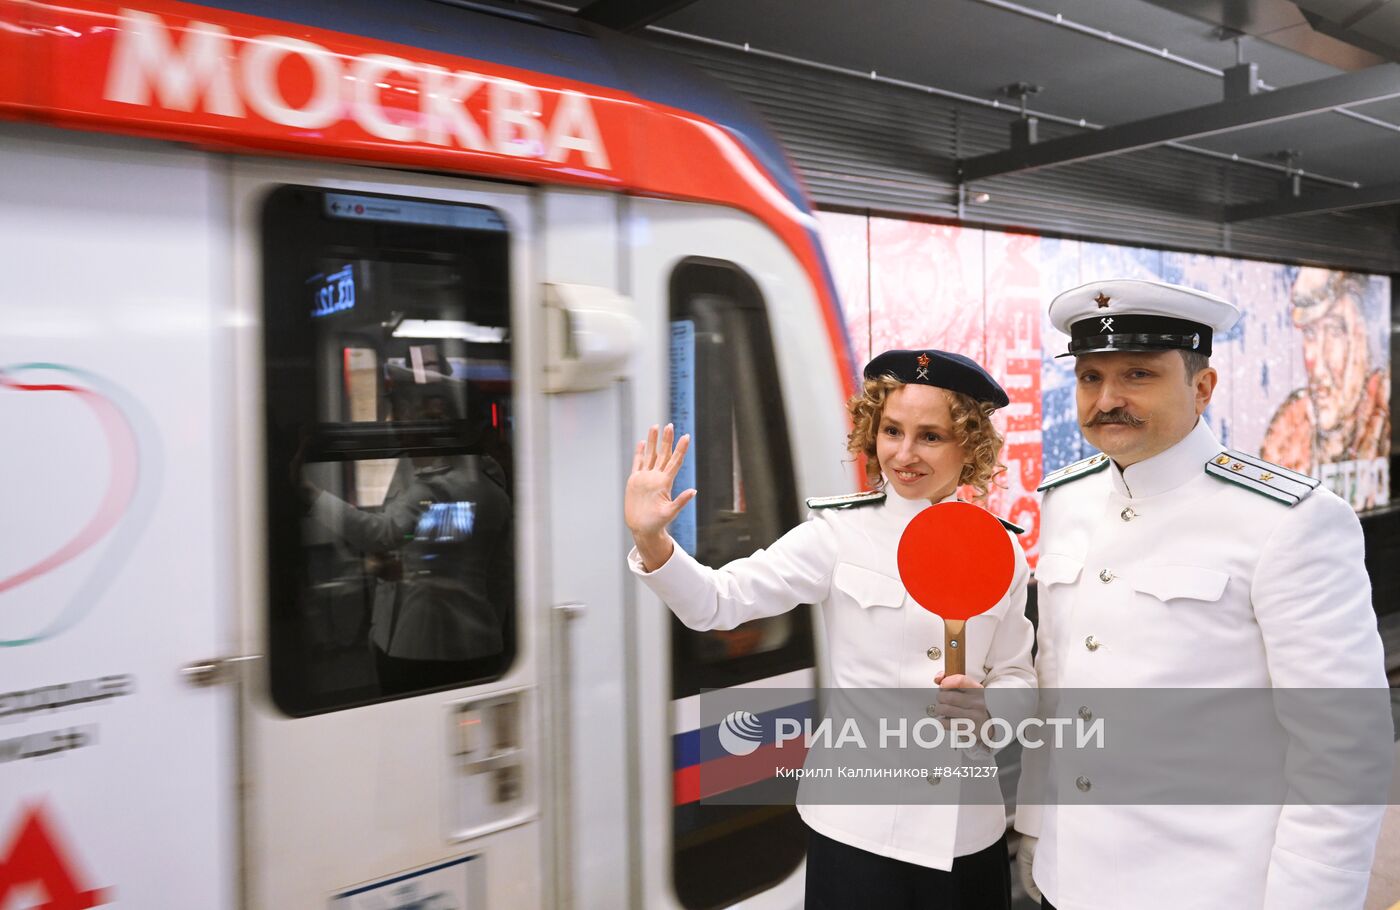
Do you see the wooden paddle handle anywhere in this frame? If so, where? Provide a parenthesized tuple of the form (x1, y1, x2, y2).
(944, 619, 966, 678)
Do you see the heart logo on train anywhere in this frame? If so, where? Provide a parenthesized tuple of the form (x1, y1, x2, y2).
(0, 364, 155, 647)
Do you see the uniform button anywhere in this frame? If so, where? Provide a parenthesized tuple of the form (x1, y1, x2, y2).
(1078, 706, 1093, 721)
(926, 704, 939, 718)
(927, 646, 942, 661)
(926, 772, 941, 786)
(1076, 776, 1092, 792)
(1120, 507, 1136, 522)
(1098, 569, 1115, 583)
(1084, 636, 1101, 652)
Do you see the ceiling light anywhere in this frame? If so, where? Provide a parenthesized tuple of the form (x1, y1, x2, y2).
(392, 319, 508, 343)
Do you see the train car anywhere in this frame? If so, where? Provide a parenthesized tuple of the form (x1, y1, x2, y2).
(0, 1, 860, 907)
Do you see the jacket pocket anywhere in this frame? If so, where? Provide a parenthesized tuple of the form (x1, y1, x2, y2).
(1034, 553, 1083, 587)
(832, 562, 906, 610)
(1128, 565, 1229, 604)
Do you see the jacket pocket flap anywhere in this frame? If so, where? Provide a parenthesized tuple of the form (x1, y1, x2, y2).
(1129, 565, 1229, 603)
(833, 562, 906, 609)
(1034, 553, 1083, 587)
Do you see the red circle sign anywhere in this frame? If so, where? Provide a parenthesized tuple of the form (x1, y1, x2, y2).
(896, 501, 1015, 621)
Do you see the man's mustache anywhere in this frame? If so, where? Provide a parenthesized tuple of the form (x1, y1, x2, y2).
(1086, 409, 1146, 428)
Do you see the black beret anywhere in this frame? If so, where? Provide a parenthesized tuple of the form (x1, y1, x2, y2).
(862, 349, 1009, 408)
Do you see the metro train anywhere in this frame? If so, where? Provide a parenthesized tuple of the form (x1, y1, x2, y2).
(1, 1, 864, 908)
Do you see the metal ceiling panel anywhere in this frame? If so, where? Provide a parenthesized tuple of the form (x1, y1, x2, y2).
(663, 36, 1400, 271)
(1143, 0, 1387, 69)
(574, 0, 699, 31)
(959, 63, 1400, 180)
(657, 0, 1227, 123)
(1188, 112, 1400, 185)
(639, 0, 1400, 190)
(1297, 0, 1400, 61)
(1227, 179, 1400, 219)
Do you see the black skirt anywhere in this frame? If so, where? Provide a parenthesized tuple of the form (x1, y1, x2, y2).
(804, 825, 1012, 910)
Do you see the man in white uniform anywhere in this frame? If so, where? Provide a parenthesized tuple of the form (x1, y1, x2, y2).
(1015, 279, 1390, 910)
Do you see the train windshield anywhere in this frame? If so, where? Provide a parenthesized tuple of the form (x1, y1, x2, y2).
(262, 186, 516, 716)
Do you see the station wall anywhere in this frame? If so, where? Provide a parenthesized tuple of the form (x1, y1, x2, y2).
(818, 211, 1392, 559)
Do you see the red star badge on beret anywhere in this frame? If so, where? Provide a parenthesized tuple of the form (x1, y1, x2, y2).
(1094, 292, 1112, 308)
(917, 353, 931, 367)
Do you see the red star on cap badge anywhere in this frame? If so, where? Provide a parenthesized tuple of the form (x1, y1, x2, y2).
(917, 353, 931, 367)
(1094, 292, 1111, 308)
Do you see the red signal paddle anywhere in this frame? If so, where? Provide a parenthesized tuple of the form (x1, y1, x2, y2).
(896, 501, 1016, 677)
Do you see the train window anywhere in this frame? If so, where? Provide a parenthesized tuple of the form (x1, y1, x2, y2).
(668, 259, 811, 908)
(262, 186, 516, 717)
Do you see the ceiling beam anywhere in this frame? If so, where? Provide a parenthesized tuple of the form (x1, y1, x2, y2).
(959, 63, 1400, 182)
(574, 0, 700, 32)
(1225, 180, 1400, 221)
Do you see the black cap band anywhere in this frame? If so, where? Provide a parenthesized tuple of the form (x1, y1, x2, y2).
(1067, 314, 1212, 356)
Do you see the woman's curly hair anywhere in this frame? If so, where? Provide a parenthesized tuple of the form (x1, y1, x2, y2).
(846, 376, 1007, 500)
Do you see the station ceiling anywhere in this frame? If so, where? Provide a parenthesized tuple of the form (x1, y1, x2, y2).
(550, 0, 1400, 227)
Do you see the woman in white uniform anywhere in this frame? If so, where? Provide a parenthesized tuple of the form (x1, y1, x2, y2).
(625, 349, 1036, 909)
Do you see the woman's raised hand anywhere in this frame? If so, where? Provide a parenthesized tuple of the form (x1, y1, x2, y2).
(625, 423, 697, 539)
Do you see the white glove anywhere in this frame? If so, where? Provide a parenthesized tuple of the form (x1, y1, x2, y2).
(1017, 835, 1041, 903)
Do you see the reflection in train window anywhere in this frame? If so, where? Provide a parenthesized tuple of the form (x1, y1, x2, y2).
(669, 259, 812, 908)
(262, 186, 516, 717)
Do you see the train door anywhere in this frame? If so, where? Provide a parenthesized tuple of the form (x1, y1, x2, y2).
(530, 187, 641, 910)
(625, 198, 851, 910)
(230, 161, 547, 909)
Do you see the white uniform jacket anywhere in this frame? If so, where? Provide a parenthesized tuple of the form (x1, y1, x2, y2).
(1016, 419, 1389, 910)
(630, 487, 1036, 870)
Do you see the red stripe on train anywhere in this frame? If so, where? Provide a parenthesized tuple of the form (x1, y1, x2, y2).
(673, 741, 809, 806)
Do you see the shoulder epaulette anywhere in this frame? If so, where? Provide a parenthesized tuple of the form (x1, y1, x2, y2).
(1036, 453, 1111, 492)
(1204, 449, 1319, 506)
(998, 517, 1025, 535)
(806, 490, 886, 510)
